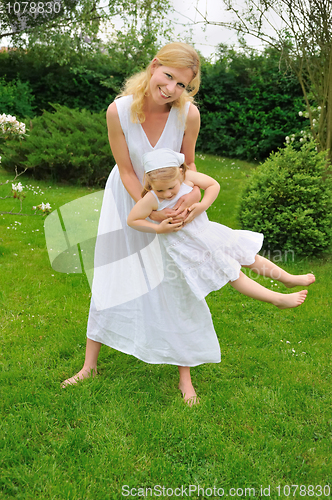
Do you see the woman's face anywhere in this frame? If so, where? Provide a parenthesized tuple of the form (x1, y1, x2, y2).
(149, 61, 194, 105)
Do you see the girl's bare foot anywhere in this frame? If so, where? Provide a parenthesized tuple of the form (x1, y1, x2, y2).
(179, 381, 199, 406)
(284, 273, 315, 288)
(274, 290, 308, 309)
(61, 367, 97, 388)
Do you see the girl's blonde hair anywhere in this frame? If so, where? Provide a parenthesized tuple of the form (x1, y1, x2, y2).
(141, 164, 188, 197)
(119, 42, 201, 123)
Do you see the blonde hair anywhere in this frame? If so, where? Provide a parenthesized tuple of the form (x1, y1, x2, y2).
(119, 42, 201, 123)
(141, 164, 188, 197)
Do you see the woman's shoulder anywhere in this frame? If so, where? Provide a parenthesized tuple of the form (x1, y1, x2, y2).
(186, 102, 200, 125)
(107, 95, 133, 114)
(107, 95, 134, 129)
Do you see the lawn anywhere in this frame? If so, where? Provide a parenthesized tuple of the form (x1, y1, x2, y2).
(0, 155, 331, 500)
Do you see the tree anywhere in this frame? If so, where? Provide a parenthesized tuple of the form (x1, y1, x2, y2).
(0, 0, 172, 65)
(196, 0, 332, 158)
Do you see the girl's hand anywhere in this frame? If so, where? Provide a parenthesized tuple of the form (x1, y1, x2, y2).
(156, 218, 183, 234)
(183, 202, 205, 225)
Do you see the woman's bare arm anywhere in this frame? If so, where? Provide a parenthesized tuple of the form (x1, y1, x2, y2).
(107, 102, 143, 203)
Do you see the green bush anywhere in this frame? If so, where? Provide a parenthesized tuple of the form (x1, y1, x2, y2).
(1, 104, 114, 187)
(0, 77, 35, 118)
(238, 142, 332, 257)
(197, 46, 305, 161)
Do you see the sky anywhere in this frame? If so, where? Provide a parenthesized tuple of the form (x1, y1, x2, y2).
(169, 0, 266, 58)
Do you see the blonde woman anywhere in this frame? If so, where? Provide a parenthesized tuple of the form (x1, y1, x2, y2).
(62, 43, 221, 405)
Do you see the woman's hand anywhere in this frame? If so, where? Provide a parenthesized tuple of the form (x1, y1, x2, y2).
(149, 207, 185, 223)
(156, 218, 184, 234)
(172, 186, 201, 212)
(183, 202, 205, 225)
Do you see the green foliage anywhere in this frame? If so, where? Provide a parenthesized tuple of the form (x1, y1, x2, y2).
(1, 104, 114, 187)
(2, 0, 172, 66)
(0, 76, 35, 118)
(0, 50, 119, 115)
(197, 46, 305, 161)
(238, 142, 332, 257)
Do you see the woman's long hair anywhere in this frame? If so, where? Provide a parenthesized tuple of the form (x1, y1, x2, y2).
(119, 42, 201, 124)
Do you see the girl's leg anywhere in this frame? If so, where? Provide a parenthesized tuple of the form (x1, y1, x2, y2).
(178, 366, 198, 405)
(61, 338, 101, 387)
(230, 271, 308, 309)
(244, 255, 315, 287)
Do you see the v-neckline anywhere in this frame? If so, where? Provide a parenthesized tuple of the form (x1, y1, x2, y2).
(140, 107, 173, 149)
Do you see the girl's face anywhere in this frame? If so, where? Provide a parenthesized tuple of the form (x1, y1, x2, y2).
(151, 177, 182, 201)
(149, 62, 194, 105)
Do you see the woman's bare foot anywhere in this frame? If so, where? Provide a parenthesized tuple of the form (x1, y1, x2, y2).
(61, 367, 97, 388)
(273, 290, 308, 309)
(178, 381, 199, 406)
(283, 273, 315, 288)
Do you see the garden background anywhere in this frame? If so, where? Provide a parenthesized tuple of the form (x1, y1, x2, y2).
(1, 23, 332, 500)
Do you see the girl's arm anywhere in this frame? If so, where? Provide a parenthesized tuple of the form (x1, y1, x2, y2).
(107, 102, 143, 203)
(127, 192, 183, 234)
(183, 170, 220, 224)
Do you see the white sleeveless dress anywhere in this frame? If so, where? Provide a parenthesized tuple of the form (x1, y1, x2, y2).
(152, 183, 264, 301)
(86, 95, 221, 366)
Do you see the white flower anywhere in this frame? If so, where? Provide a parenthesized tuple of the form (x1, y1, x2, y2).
(299, 111, 303, 116)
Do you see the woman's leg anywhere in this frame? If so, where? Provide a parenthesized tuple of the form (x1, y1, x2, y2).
(61, 338, 101, 387)
(244, 255, 315, 287)
(230, 271, 308, 309)
(178, 366, 198, 405)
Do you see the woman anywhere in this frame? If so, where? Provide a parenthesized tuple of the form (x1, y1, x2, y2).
(62, 42, 221, 404)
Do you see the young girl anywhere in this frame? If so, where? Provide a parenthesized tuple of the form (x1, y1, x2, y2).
(128, 148, 315, 308)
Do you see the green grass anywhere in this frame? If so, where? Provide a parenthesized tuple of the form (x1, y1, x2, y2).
(1, 155, 331, 500)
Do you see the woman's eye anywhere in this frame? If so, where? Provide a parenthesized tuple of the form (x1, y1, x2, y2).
(177, 82, 186, 88)
(165, 73, 172, 79)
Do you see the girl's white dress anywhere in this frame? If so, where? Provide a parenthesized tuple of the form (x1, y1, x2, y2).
(86, 95, 221, 367)
(152, 183, 264, 301)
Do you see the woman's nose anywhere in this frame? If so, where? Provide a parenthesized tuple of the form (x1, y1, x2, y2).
(166, 81, 177, 93)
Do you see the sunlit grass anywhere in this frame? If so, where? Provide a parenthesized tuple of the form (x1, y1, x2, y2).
(1, 158, 331, 499)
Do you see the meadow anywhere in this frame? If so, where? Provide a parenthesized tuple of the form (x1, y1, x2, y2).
(0, 155, 331, 500)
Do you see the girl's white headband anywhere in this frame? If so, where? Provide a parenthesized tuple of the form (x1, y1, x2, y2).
(143, 148, 185, 174)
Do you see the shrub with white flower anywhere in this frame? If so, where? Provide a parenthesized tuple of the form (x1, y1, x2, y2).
(33, 202, 52, 215)
(0, 113, 26, 139)
(285, 105, 322, 149)
(11, 181, 26, 201)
